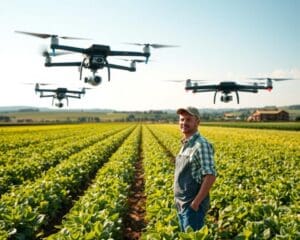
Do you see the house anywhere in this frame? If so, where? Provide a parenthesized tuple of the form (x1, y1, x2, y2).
(248, 109, 289, 121)
(223, 113, 241, 121)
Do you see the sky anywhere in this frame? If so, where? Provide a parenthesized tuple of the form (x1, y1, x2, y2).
(0, 0, 299, 111)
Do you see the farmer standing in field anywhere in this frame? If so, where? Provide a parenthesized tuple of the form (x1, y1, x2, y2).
(175, 106, 217, 232)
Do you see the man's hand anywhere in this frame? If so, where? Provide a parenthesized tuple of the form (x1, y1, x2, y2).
(190, 200, 200, 211)
(190, 174, 216, 211)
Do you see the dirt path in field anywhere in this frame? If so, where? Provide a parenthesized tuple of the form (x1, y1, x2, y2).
(123, 149, 147, 239)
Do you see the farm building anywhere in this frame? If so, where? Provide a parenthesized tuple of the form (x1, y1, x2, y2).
(248, 109, 289, 121)
(223, 113, 241, 121)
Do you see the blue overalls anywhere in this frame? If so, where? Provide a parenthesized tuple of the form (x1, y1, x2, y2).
(174, 133, 210, 231)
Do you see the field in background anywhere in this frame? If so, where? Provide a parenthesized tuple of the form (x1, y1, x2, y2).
(1, 110, 300, 131)
(201, 121, 300, 131)
(2, 110, 178, 123)
(0, 123, 299, 239)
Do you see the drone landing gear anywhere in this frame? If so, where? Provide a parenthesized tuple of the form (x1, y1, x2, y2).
(235, 91, 240, 104)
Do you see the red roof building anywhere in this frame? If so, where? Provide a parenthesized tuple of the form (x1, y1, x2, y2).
(248, 109, 289, 121)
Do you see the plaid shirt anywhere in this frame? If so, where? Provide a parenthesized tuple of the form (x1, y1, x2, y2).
(179, 131, 217, 183)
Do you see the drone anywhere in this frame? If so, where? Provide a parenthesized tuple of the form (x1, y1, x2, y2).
(15, 30, 178, 85)
(183, 77, 294, 104)
(34, 83, 88, 108)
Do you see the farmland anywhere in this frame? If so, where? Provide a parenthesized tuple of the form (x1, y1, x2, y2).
(0, 123, 299, 239)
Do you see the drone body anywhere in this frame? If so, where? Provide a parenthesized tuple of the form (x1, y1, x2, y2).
(35, 83, 87, 108)
(48, 43, 150, 83)
(185, 78, 292, 104)
(15, 31, 178, 86)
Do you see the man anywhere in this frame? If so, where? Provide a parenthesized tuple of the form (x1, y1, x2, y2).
(174, 106, 217, 232)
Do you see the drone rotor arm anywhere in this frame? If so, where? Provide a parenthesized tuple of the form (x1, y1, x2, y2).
(40, 94, 55, 98)
(38, 88, 57, 93)
(106, 63, 135, 72)
(45, 62, 82, 67)
(66, 94, 81, 99)
(50, 44, 86, 54)
(186, 85, 218, 91)
(66, 90, 83, 94)
(238, 88, 259, 93)
(191, 89, 218, 93)
(109, 50, 149, 58)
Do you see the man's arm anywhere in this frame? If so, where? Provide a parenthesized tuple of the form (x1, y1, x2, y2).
(190, 174, 216, 211)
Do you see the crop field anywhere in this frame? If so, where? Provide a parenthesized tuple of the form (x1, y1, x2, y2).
(0, 123, 299, 239)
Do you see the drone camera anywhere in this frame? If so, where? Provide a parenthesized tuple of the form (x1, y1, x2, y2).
(55, 102, 64, 108)
(221, 95, 233, 103)
(84, 75, 102, 86)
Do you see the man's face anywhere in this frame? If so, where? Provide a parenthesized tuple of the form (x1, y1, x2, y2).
(179, 112, 199, 137)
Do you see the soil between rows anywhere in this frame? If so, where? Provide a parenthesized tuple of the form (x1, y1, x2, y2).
(123, 146, 147, 239)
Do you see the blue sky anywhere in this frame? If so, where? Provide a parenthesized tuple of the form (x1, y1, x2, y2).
(1, 0, 299, 110)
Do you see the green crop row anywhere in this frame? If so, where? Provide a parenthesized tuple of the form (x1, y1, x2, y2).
(140, 126, 180, 239)
(0, 125, 128, 196)
(0, 124, 114, 165)
(0, 124, 87, 152)
(146, 124, 180, 156)
(46, 126, 141, 239)
(0, 125, 135, 239)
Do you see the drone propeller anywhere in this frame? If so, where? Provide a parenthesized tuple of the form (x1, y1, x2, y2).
(81, 87, 93, 94)
(164, 80, 186, 83)
(82, 87, 93, 91)
(124, 42, 179, 48)
(245, 81, 265, 85)
(190, 79, 210, 83)
(118, 58, 149, 63)
(165, 79, 207, 82)
(38, 83, 52, 86)
(15, 30, 90, 40)
(23, 82, 52, 86)
(249, 77, 295, 82)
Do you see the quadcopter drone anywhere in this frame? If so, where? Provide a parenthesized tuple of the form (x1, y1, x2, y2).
(15, 30, 178, 85)
(34, 83, 88, 108)
(183, 77, 294, 104)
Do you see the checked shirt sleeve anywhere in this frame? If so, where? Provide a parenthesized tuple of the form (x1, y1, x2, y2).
(191, 140, 217, 183)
